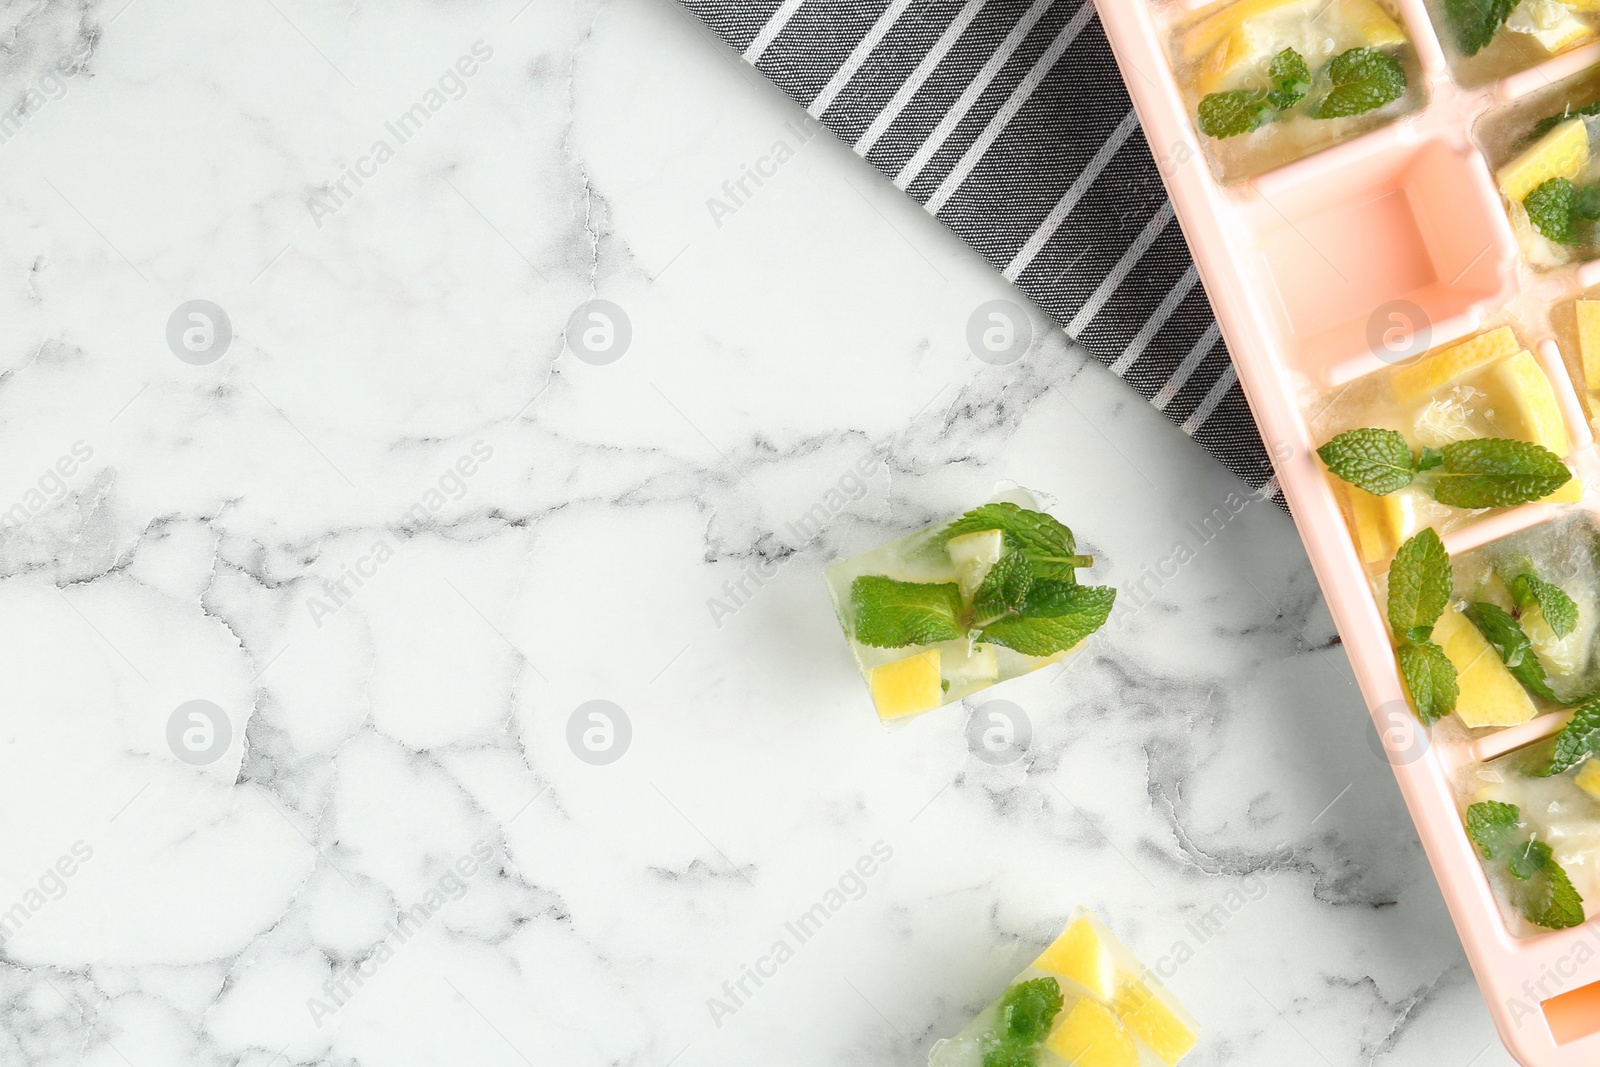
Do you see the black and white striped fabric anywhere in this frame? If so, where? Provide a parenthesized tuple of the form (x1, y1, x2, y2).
(684, 0, 1283, 505)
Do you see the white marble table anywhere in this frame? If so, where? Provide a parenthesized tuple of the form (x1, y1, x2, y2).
(0, 0, 1521, 1063)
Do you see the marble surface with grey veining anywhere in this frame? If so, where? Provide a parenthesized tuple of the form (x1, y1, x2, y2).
(0, 0, 1524, 1064)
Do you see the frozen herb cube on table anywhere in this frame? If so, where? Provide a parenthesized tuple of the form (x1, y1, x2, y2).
(823, 493, 1115, 721)
(929, 911, 1199, 1067)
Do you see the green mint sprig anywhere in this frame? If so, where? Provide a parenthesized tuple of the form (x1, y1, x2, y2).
(979, 582, 1116, 657)
(1387, 529, 1459, 724)
(854, 506, 1115, 658)
(1315, 47, 1406, 119)
(1318, 428, 1572, 509)
(1317, 427, 1417, 496)
(1464, 801, 1585, 930)
(936, 503, 1093, 581)
(1510, 570, 1578, 638)
(972, 550, 1033, 627)
(1530, 101, 1600, 143)
(1198, 89, 1276, 139)
(1466, 799, 1520, 859)
(849, 576, 964, 648)
(981, 977, 1063, 1067)
(1266, 47, 1312, 110)
(1444, 0, 1518, 56)
(1526, 177, 1579, 245)
(1533, 697, 1600, 777)
(1198, 46, 1403, 139)
(1465, 602, 1561, 703)
(1431, 439, 1573, 507)
(1509, 839, 1586, 930)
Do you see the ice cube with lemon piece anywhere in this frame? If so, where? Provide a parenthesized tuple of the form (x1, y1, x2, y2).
(824, 490, 1116, 724)
(1115, 977, 1201, 1066)
(1498, 118, 1589, 204)
(1391, 327, 1520, 401)
(1432, 605, 1540, 728)
(1506, 0, 1598, 51)
(1034, 915, 1115, 1000)
(1183, 0, 1407, 96)
(1345, 483, 1438, 565)
(929, 908, 1199, 1067)
(1488, 350, 1571, 457)
(1046, 1000, 1140, 1067)
(867, 649, 942, 719)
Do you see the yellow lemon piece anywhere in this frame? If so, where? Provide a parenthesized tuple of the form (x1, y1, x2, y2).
(1193, 23, 1266, 95)
(1498, 118, 1589, 203)
(1489, 350, 1571, 456)
(1114, 976, 1200, 1067)
(1338, 0, 1409, 46)
(1508, 1, 1597, 50)
(1181, 0, 1303, 59)
(1046, 998, 1140, 1067)
(1432, 607, 1539, 728)
(1183, 0, 1403, 59)
(1035, 916, 1116, 1001)
(1576, 300, 1600, 388)
(1345, 485, 1436, 565)
(1391, 327, 1520, 400)
(868, 649, 942, 719)
(1346, 484, 1392, 564)
(1575, 760, 1600, 799)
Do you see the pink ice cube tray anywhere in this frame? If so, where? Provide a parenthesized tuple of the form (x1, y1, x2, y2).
(1095, 0, 1600, 1062)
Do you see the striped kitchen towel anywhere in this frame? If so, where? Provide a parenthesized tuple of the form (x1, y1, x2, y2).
(683, 0, 1283, 506)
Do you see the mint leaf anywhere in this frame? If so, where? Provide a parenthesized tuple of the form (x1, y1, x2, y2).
(979, 582, 1115, 657)
(1387, 528, 1452, 641)
(1510, 840, 1586, 930)
(1315, 47, 1406, 118)
(1577, 184, 1600, 222)
(973, 550, 1033, 627)
(1511, 572, 1578, 639)
(1397, 641, 1458, 725)
(1267, 48, 1311, 110)
(997, 977, 1063, 1045)
(1466, 602, 1560, 703)
(1445, 0, 1518, 56)
(1317, 428, 1416, 495)
(1466, 800, 1521, 860)
(1197, 89, 1274, 139)
(982, 1045, 1034, 1067)
(849, 576, 964, 648)
(936, 504, 1089, 581)
(1417, 446, 1444, 472)
(1526, 177, 1578, 245)
(1538, 697, 1600, 776)
(1430, 439, 1572, 508)
(1531, 102, 1600, 142)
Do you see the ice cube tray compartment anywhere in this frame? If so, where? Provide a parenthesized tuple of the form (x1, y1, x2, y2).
(1096, 0, 1600, 1060)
